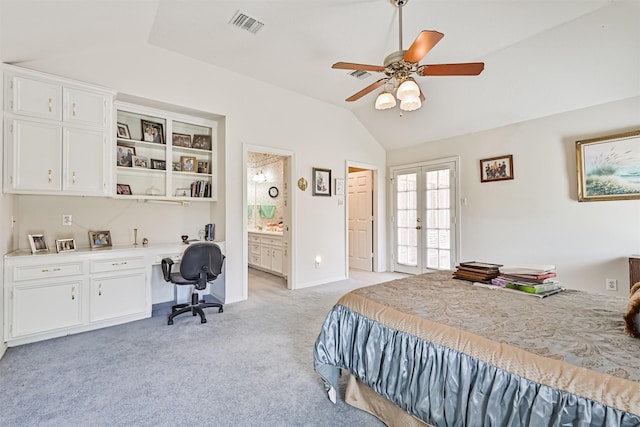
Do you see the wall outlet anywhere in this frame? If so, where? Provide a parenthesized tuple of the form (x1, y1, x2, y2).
(605, 278, 617, 291)
(62, 214, 72, 226)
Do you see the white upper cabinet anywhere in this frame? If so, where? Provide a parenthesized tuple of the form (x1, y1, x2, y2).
(3, 65, 114, 196)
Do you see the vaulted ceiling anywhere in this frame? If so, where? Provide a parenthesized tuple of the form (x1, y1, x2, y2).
(1, 0, 639, 151)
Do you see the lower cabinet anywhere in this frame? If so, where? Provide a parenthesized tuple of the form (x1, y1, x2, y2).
(11, 279, 84, 338)
(4, 250, 150, 346)
(248, 232, 284, 276)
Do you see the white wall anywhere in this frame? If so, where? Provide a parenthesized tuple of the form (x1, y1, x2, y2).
(10, 43, 386, 303)
(388, 96, 640, 295)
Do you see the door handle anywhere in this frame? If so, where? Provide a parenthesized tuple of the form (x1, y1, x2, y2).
(416, 226, 422, 230)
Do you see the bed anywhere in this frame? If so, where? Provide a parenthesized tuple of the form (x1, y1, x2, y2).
(314, 271, 640, 426)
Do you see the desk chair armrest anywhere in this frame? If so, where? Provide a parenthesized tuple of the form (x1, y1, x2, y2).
(161, 258, 174, 282)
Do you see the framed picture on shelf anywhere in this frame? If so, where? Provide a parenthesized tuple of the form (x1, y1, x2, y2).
(140, 119, 165, 144)
(116, 122, 131, 139)
(132, 155, 149, 169)
(150, 159, 166, 170)
(55, 238, 76, 253)
(175, 188, 190, 197)
(28, 234, 48, 254)
(172, 133, 192, 148)
(89, 231, 112, 249)
(576, 130, 640, 202)
(116, 145, 135, 167)
(197, 161, 209, 174)
(312, 167, 331, 196)
(172, 162, 181, 171)
(480, 155, 514, 183)
(192, 134, 212, 150)
(180, 156, 196, 172)
(116, 183, 132, 195)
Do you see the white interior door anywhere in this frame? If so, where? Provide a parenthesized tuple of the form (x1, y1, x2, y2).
(348, 170, 373, 271)
(392, 161, 457, 274)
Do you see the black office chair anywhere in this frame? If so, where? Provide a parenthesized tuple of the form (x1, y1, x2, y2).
(161, 242, 224, 325)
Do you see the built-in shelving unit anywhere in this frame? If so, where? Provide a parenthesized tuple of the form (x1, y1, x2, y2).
(114, 101, 217, 201)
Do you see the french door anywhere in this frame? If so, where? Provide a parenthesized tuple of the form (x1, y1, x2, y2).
(392, 160, 458, 274)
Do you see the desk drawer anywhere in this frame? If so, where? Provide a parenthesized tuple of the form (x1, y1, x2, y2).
(249, 243, 261, 255)
(91, 256, 146, 273)
(12, 261, 85, 282)
(261, 236, 282, 247)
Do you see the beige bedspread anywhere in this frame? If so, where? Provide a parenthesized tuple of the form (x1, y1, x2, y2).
(337, 271, 640, 415)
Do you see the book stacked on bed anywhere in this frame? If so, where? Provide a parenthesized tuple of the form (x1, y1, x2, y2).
(453, 262, 503, 283)
(491, 264, 563, 297)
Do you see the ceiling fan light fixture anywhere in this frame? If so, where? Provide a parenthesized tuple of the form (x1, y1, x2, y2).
(396, 78, 420, 101)
(375, 91, 397, 110)
(400, 95, 422, 111)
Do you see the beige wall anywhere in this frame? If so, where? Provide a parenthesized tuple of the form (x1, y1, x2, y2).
(388, 96, 640, 295)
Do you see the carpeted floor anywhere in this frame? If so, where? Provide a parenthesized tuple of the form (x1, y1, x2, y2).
(0, 268, 407, 426)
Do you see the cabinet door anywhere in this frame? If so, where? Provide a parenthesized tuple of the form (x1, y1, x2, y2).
(271, 247, 283, 275)
(90, 271, 147, 322)
(11, 281, 82, 338)
(11, 76, 62, 120)
(63, 127, 106, 194)
(63, 87, 106, 128)
(260, 246, 272, 270)
(8, 118, 62, 191)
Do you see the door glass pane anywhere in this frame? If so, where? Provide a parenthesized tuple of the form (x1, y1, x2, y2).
(426, 249, 439, 269)
(439, 250, 450, 269)
(424, 168, 452, 270)
(426, 229, 438, 248)
(396, 172, 418, 267)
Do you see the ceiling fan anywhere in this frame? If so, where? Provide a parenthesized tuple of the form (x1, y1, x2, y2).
(333, 0, 484, 112)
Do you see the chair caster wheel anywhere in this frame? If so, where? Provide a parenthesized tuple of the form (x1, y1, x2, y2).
(168, 320, 174, 325)
(219, 307, 224, 313)
(201, 318, 207, 324)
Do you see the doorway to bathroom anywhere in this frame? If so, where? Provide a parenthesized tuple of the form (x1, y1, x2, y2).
(245, 148, 293, 295)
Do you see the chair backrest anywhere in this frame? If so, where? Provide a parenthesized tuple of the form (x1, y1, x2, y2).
(179, 242, 225, 282)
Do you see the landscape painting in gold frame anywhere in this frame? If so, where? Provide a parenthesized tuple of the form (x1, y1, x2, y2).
(576, 130, 640, 202)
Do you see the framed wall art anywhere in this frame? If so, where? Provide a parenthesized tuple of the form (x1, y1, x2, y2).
(480, 155, 514, 183)
(335, 178, 345, 195)
(89, 230, 112, 249)
(576, 130, 640, 202)
(28, 234, 48, 254)
(313, 168, 331, 196)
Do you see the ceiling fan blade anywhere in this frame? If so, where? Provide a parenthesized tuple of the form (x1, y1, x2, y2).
(418, 62, 485, 76)
(332, 62, 385, 72)
(403, 30, 444, 63)
(345, 78, 388, 102)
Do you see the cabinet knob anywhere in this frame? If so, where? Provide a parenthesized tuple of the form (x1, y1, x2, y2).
(71, 286, 75, 300)
(48, 169, 52, 183)
(48, 98, 52, 112)
(72, 102, 77, 117)
(72, 171, 76, 184)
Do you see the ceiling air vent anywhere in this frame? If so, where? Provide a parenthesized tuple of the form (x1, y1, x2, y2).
(230, 11, 264, 34)
(349, 70, 372, 80)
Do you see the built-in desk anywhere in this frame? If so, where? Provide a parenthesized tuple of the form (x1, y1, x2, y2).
(3, 241, 225, 346)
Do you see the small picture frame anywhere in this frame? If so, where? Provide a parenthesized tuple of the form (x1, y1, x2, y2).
(480, 155, 514, 183)
(116, 122, 131, 139)
(141, 119, 165, 144)
(192, 134, 212, 150)
(116, 183, 132, 195)
(132, 155, 149, 169)
(180, 156, 196, 172)
(313, 168, 331, 196)
(28, 234, 48, 254)
(55, 238, 76, 253)
(576, 130, 640, 202)
(197, 161, 209, 174)
(151, 159, 166, 170)
(172, 162, 181, 171)
(172, 133, 192, 148)
(89, 231, 112, 249)
(116, 145, 135, 167)
(175, 188, 190, 197)
(335, 178, 345, 195)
